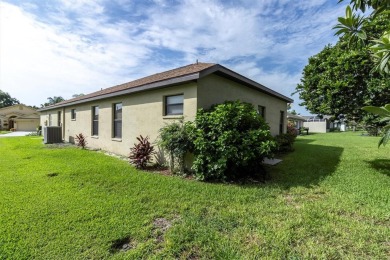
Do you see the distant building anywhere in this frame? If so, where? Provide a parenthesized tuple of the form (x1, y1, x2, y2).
(0, 104, 40, 131)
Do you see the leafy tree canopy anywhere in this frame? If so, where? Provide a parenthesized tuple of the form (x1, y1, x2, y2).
(0, 90, 20, 109)
(41, 96, 65, 107)
(295, 12, 390, 120)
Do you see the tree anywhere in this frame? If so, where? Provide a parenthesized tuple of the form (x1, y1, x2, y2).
(335, 0, 390, 146)
(0, 90, 20, 108)
(41, 96, 65, 107)
(334, 0, 390, 73)
(72, 93, 85, 98)
(295, 41, 390, 120)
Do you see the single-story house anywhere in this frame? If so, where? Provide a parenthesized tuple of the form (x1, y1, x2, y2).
(39, 63, 293, 156)
(287, 113, 306, 129)
(0, 104, 40, 131)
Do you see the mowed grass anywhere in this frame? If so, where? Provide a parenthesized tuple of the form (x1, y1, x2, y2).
(0, 133, 389, 259)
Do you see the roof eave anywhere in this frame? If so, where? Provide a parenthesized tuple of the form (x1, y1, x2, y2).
(38, 73, 200, 111)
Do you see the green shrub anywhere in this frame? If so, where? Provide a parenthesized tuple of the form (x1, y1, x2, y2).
(275, 123, 297, 153)
(129, 135, 155, 169)
(158, 121, 194, 174)
(192, 100, 276, 181)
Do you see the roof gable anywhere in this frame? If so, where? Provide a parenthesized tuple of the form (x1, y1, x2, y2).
(0, 104, 38, 115)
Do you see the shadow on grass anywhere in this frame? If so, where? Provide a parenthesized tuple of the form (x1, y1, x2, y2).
(268, 138, 343, 189)
(365, 159, 390, 177)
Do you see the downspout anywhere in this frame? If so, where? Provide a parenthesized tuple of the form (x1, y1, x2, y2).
(62, 107, 65, 141)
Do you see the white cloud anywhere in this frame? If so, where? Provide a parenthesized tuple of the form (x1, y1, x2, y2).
(0, 0, 347, 115)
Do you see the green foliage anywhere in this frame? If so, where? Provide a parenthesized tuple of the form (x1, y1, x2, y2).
(158, 121, 194, 173)
(0, 90, 20, 108)
(41, 96, 65, 107)
(371, 32, 390, 73)
(295, 42, 390, 120)
(334, 5, 367, 48)
(129, 135, 155, 169)
(192, 100, 276, 181)
(336, 0, 390, 74)
(362, 104, 390, 146)
(75, 133, 87, 149)
(275, 124, 298, 152)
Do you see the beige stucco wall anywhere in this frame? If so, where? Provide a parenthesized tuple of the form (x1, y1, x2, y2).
(40, 83, 197, 156)
(197, 74, 288, 135)
(303, 121, 329, 133)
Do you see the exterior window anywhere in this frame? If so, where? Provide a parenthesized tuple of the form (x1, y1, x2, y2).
(71, 109, 76, 120)
(48, 114, 52, 126)
(58, 111, 62, 126)
(92, 106, 99, 136)
(165, 95, 183, 115)
(279, 111, 285, 134)
(258, 105, 266, 119)
(113, 103, 122, 138)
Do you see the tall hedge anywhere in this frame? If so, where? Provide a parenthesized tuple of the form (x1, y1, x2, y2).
(192, 100, 276, 181)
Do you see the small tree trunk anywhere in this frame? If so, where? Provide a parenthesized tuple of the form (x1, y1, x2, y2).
(180, 154, 185, 175)
(170, 153, 174, 173)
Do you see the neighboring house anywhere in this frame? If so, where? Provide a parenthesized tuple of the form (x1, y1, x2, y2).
(0, 104, 40, 131)
(287, 113, 306, 129)
(39, 63, 293, 156)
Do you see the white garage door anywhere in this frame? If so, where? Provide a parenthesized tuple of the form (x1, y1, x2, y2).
(16, 120, 38, 131)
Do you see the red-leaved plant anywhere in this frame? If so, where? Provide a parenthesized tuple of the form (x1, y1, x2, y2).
(75, 133, 87, 149)
(129, 135, 155, 169)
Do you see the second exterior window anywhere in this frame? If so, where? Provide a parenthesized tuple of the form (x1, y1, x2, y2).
(258, 105, 266, 119)
(165, 95, 183, 115)
(113, 103, 122, 138)
(71, 109, 76, 120)
(92, 106, 99, 136)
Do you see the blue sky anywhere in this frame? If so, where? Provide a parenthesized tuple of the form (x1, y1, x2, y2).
(0, 0, 347, 114)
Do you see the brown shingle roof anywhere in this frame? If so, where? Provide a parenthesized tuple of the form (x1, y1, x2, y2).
(39, 62, 293, 111)
(44, 62, 216, 109)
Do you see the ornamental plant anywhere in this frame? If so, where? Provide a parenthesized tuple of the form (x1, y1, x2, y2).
(158, 121, 194, 174)
(129, 135, 155, 169)
(75, 133, 87, 149)
(192, 100, 276, 181)
(362, 104, 390, 147)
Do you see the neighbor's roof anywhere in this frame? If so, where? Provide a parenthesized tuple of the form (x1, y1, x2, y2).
(39, 62, 293, 111)
(287, 113, 306, 121)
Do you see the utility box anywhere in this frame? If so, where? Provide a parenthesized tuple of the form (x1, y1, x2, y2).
(44, 126, 62, 144)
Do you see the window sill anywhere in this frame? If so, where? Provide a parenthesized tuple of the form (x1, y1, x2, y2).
(112, 138, 122, 142)
(91, 135, 99, 139)
(163, 115, 184, 120)
(71, 119, 76, 121)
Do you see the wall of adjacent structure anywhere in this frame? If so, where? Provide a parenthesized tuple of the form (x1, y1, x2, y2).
(197, 74, 288, 136)
(303, 121, 329, 133)
(40, 83, 197, 156)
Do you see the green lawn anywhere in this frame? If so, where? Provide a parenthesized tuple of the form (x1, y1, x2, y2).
(0, 131, 11, 135)
(0, 133, 389, 259)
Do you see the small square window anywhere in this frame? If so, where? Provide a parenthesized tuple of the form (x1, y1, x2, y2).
(71, 109, 76, 120)
(165, 95, 183, 115)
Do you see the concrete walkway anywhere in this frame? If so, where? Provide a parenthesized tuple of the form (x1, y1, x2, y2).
(0, 131, 34, 137)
